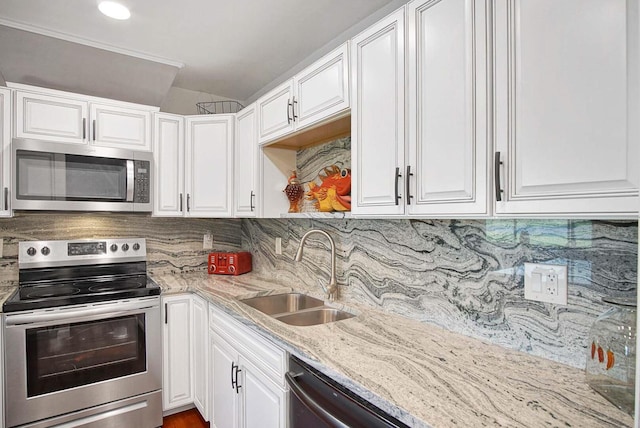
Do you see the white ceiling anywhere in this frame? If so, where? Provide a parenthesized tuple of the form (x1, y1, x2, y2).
(0, 0, 397, 105)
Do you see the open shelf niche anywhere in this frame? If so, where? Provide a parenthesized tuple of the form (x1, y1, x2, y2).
(260, 114, 351, 218)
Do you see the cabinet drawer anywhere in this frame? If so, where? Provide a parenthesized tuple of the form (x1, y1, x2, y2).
(209, 304, 287, 386)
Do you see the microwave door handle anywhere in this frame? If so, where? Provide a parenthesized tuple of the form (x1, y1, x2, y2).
(126, 160, 135, 202)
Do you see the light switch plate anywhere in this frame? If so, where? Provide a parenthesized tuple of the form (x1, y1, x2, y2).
(524, 263, 567, 305)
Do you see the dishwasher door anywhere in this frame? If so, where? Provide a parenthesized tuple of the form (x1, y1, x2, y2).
(286, 355, 410, 428)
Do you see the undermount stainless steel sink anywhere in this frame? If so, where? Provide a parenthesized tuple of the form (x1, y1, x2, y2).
(240, 293, 324, 316)
(275, 308, 355, 326)
(239, 293, 354, 326)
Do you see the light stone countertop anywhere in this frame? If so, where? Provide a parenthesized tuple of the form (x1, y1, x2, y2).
(153, 271, 634, 428)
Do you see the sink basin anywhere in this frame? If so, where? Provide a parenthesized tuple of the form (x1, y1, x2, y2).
(239, 293, 355, 326)
(240, 293, 324, 316)
(275, 308, 355, 326)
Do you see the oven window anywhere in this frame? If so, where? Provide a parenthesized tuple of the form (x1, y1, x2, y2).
(25, 314, 146, 397)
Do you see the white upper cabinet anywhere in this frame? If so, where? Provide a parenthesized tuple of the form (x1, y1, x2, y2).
(493, 0, 639, 216)
(350, 8, 406, 216)
(15, 91, 88, 144)
(257, 81, 295, 144)
(293, 43, 350, 130)
(257, 43, 349, 145)
(234, 104, 258, 217)
(0, 87, 11, 217)
(10, 83, 156, 151)
(185, 115, 234, 217)
(407, 0, 490, 216)
(90, 103, 152, 151)
(153, 113, 185, 216)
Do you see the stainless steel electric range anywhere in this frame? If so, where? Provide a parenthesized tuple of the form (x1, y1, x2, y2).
(3, 238, 162, 428)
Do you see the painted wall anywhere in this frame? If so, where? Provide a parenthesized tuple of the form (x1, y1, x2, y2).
(160, 86, 242, 115)
(241, 218, 637, 369)
(0, 213, 242, 282)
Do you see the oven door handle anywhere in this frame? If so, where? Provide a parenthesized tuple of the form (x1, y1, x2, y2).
(5, 299, 159, 326)
(285, 371, 350, 428)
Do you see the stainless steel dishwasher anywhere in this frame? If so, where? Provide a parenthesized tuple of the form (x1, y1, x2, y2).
(286, 355, 410, 428)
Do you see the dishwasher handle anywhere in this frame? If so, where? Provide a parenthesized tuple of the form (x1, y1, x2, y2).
(285, 371, 350, 428)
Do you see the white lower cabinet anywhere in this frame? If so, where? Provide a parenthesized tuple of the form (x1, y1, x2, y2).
(162, 295, 193, 411)
(192, 295, 209, 420)
(209, 304, 287, 428)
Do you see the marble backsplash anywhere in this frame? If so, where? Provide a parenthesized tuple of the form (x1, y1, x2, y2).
(241, 218, 638, 368)
(0, 213, 242, 282)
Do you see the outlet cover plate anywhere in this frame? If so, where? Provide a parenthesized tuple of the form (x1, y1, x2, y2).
(203, 232, 214, 250)
(524, 263, 568, 305)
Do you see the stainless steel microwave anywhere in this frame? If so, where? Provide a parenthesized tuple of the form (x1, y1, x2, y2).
(12, 139, 152, 212)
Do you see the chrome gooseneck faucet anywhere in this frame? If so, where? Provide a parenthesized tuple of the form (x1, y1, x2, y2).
(294, 229, 338, 301)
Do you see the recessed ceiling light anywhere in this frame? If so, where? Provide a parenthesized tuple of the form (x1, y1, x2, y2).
(98, 1, 131, 20)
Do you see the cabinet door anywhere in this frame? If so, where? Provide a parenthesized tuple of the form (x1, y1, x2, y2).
(239, 357, 286, 428)
(407, 0, 489, 216)
(90, 103, 152, 151)
(185, 115, 234, 217)
(294, 43, 350, 130)
(14, 91, 88, 144)
(192, 296, 209, 421)
(351, 8, 406, 216)
(153, 113, 185, 217)
(257, 81, 295, 145)
(494, 0, 639, 216)
(162, 295, 193, 410)
(234, 105, 258, 217)
(0, 88, 11, 217)
(211, 332, 239, 428)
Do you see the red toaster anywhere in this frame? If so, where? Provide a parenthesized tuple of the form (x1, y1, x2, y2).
(208, 252, 252, 275)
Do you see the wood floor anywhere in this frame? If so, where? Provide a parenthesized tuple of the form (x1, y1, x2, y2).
(162, 409, 209, 428)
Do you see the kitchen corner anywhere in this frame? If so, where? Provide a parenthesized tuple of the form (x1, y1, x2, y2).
(155, 271, 633, 428)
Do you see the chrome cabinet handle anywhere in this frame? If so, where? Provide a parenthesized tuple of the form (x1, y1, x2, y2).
(287, 99, 292, 124)
(92, 119, 96, 141)
(231, 362, 242, 393)
(179, 193, 183, 212)
(406, 165, 414, 205)
(164, 303, 168, 324)
(230, 362, 236, 389)
(187, 194, 191, 212)
(394, 167, 402, 205)
(292, 96, 298, 121)
(82, 118, 86, 140)
(250, 191, 255, 211)
(494, 152, 503, 202)
(3, 187, 7, 211)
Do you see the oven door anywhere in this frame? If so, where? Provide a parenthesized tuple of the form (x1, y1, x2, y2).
(4, 296, 161, 428)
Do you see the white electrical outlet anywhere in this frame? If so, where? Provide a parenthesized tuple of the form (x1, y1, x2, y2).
(203, 232, 214, 250)
(0, 238, 3, 258)
(275, 237, 282, 255)
(524, 263, 568, 305)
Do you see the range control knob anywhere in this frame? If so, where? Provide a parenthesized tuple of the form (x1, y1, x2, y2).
(209, 264, 217, 273)
(228, 265, 236, 274)
(122, 243, 129, 252)
(110, 244, 118, 252)
(27, 247, 37, 256)
(132, 243, 140, 251)
(41, 246, 50, 256)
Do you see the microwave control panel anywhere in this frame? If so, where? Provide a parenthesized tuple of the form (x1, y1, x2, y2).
(134, 160, 150, 203)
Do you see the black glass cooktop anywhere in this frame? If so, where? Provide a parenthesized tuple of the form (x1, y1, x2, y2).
(4, 262, 161, 312)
